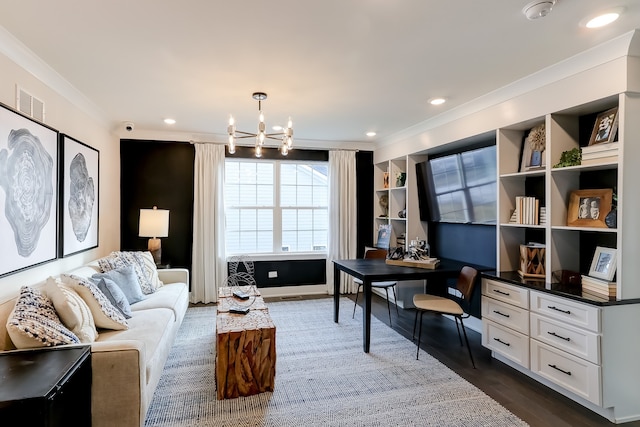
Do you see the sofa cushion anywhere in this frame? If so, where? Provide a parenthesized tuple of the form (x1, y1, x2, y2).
(97, 251, 162, 295)
(6, 286, 80, 348)
(60, 274, 129, 330)
(94, 278, 132, 318)
(91, 265, 145, 305)
(45, 277, 98, 343)
(130, 283, 188, 322)
(96, 307, 175, 384)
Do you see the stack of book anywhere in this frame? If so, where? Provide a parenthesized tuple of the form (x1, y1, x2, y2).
(510, 196, 540, 225)
(581, 274, 616, 299)
(581, 142, 618, 166)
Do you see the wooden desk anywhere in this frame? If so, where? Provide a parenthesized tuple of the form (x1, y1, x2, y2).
(333, 258, 480, 353)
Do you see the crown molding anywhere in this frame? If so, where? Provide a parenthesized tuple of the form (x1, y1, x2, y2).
(0, 25, 109, 128)
(377, 29, 639, 150)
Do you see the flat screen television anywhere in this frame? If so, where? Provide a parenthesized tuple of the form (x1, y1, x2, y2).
(415, 145, 497, 224)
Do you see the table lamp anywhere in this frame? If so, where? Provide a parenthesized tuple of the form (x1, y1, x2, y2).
(139, 206, 169, 265)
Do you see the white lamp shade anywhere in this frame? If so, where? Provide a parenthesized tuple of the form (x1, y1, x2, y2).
(139, 208, 170, 238)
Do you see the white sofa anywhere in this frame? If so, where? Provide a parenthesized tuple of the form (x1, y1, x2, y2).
(0, 258, 190, 427)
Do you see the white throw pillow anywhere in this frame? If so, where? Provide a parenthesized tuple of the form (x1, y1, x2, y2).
(60, 274, 129, 331)
(45, 277, 98, 343)
(6, 286, 80, 349)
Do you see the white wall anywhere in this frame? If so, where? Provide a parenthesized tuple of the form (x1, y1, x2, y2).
(0, 51, 120, 301)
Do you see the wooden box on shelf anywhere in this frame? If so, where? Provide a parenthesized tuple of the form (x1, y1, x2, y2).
(518, 243, 545, 279)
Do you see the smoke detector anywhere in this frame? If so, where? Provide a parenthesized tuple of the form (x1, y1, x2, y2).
(523, 1, 556, 20)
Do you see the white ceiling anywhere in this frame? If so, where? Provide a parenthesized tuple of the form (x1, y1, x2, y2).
(1, 1, 639, 149)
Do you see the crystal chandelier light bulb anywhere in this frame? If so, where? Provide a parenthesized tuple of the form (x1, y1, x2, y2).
(255, 144, 262, 158)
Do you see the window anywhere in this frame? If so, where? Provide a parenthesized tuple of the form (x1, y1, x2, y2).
(225, 159, 328, 255)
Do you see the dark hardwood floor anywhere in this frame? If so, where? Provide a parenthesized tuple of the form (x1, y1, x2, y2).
(271, 293, 640, 427)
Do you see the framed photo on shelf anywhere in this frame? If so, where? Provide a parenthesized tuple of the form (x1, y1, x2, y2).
(0, 102, 59, 277)
(589, 246, 617, 282)
(376, 224, 391, 249)
(519, 123, 546, 172)
(588, 107, 618, 146)
(566, 189, 612, 228)
(60, 134, 99, 257)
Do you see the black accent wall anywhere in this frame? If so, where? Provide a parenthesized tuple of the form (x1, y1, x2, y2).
(120, 140, 195, 272)
(119, 142, 373, 290)
(356, 151, 374, 257)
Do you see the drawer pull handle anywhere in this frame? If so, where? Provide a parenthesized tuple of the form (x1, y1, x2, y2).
(548, 305, 571, 315)
(548, 331, 570, 341)
(493, 338, 511, 346)
(493, 289, 510, 296)
(548, 364, 571, 376)
(493, 310, 510, 318)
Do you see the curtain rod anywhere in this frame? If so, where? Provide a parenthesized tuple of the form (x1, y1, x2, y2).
(189, 140, 359, 152)
(189, 140, 226, 145)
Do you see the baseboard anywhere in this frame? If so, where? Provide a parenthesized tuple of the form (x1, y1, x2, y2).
(258, 284, 328, 298)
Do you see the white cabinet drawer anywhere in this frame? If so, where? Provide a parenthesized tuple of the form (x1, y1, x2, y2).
(482, 296, 529, 335)
(530, 291, 600, 333)
(530, 313, 600, 364)
(482, 319, 529, 368)
(482, 279, 529, 309)
(530, 339, 601, 405)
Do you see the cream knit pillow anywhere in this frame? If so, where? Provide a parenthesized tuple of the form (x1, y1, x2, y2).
(46, 277, 98, 343)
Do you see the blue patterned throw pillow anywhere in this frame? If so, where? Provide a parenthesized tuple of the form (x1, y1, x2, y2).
(6, 286, 80, 349)
(97, 251, 162, 294)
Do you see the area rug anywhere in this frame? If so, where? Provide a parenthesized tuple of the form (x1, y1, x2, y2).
(145, 297, 528, 426)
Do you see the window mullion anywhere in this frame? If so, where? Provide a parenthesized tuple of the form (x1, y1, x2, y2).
(273, 160, 282, 252)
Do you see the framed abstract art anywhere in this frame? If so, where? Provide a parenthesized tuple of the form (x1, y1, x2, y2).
(60, 134, 99, 257)
(0, 102, 59, 277)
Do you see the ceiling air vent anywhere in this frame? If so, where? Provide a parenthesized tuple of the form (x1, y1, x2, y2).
(16, 85, 46, 122)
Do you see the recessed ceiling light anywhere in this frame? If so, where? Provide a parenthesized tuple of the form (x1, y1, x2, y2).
(272, 125, 283, 131)
(429, 98, 446, 106)
(366, 131, 377, 137)
(164, 118, 176, 125)
(586, 12, 620, 28)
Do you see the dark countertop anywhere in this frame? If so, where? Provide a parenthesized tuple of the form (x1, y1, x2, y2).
(481, 270, 640, 307)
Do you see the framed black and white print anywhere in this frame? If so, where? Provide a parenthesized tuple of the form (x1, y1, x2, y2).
(60, 134, 99, 257)
(0, 102, 59, 277)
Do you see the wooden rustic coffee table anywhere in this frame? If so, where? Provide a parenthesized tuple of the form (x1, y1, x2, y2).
(215, 289, 276, 400)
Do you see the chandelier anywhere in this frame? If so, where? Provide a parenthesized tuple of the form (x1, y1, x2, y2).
(227, 92, 293, 157)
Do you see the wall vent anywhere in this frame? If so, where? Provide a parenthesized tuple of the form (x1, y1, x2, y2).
(16, 85, 46, 122)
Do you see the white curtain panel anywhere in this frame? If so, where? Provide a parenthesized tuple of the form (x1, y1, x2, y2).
(191, 143, 226, 303)
(327, 150, 357, 294)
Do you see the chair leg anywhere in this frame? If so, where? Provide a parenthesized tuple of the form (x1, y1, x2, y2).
(412, 309, 418, 341)
(391, 286, 399, 316)
(352, 284, 361, 319)
(416, 311, 424, 360)
(384, 288, 392, 326)
(454, 317, 464, 347)
(459, 317, 476, 369)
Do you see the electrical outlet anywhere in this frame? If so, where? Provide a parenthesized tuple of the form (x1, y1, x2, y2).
(268, 271, 278, 278)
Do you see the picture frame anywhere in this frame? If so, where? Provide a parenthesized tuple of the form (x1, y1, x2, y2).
(566, 189, 612, 228)
(588, 246, 617, 282)
(0, 102, 59, 277)
(519, 123, 546, 172)
(376, 224, 391, 249)
(588, 107, 618, 146)
(60, 134, 99, 257)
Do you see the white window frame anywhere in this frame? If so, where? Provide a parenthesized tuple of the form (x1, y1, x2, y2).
(224, 158, 328, 257)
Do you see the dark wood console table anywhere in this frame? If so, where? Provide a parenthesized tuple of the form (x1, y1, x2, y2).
(0, 345, 91, 426)
(333, 258, 487, 353)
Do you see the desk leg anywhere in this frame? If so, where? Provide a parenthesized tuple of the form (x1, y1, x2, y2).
(363, 279, 371, 353)
(333, 264, 340, 323)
